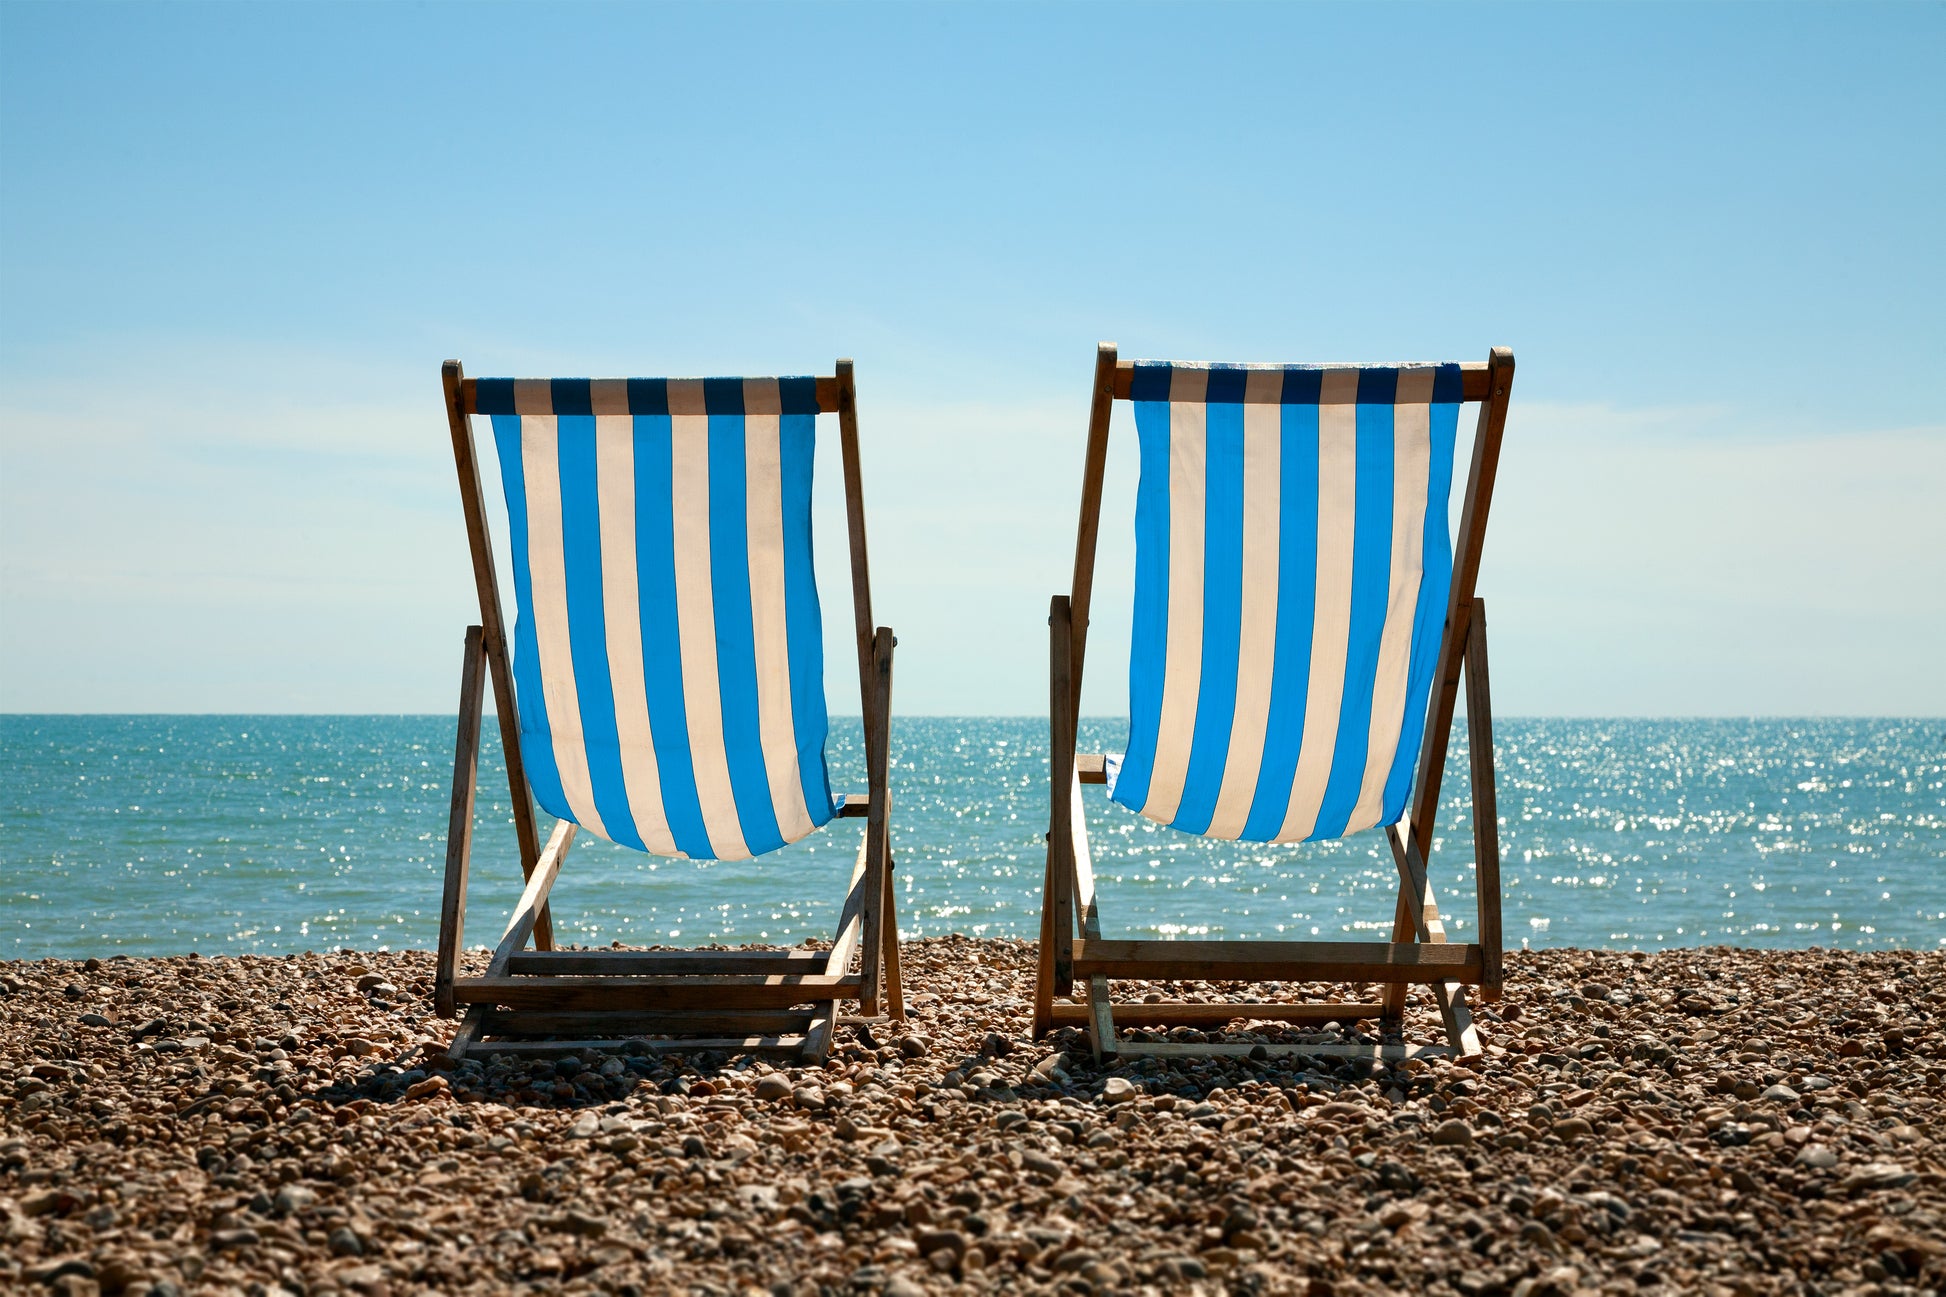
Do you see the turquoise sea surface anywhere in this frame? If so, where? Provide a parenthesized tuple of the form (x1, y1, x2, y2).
(2, 716, 1942, 961)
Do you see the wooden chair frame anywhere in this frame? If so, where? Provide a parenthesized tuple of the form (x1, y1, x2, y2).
(434, 359, 903, 1064)
(1033, 343, 1515, 1061)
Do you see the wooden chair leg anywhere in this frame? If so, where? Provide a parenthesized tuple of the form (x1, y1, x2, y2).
(1466, 600, 1503, 1001)
(857, 627, 894, 1016)
(881, 850, 905, 1022)
(1036, 596, 1079, 1039)
(436, 627, 487, 1019)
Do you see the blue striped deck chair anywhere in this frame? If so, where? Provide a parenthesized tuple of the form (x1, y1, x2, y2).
(433, 360, 901, 1064)
(1034, 343, 1516, 1062)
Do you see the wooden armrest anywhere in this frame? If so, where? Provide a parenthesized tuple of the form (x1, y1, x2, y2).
(838, 794, 871, 818)
(1077, 754, 1108, 785)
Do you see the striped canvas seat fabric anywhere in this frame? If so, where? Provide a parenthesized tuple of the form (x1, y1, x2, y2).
(1109, 362, 1463, 843)
(478, 377, 837, 861)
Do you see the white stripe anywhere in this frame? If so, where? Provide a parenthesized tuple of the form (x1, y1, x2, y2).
(595, 416, 678, 856)
(669, 393, 752, 861)
(520, 415, 609, 841)
(1205, 369, 1284, 838)
(743, 379, 815, 842)
(1347, 380, 1434, 833)
(589, 380, 630, 416)
(512, 379, 552, 415)
(1139, 369, 1209, 824)
(1277, 369, 1360, 841)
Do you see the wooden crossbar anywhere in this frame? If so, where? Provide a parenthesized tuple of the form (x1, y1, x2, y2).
(481, 1009, 816, 1036)
(474, 1035, 809, 1057)
(451, 974, 863, 1011)
(1047, 1002, 1385, 1028)
(1072, 939, 1483, 984)
(504, 951, 831, 976)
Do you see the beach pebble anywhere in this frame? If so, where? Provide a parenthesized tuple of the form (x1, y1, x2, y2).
(754, 1074, 792, 1102)
(1102, 1076, 1138, 1104)
(272, 1185, 317, 1215)
(1431, 1118, 1474, 1146)
(1795, 1144, 1840, 1169)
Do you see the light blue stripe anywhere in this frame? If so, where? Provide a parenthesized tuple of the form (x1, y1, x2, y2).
(1111, 397, 1174, 815)
(779, 411, 835, 821)
(1310, 400, 1395, 841)
(631, 414, 714, 859)
(488, 415, 569, 825)
(1381, 398, 1462, 823)
(556, 416, 644, 851)
(707, 413, 786, 856)
(1242, 399, 1321, 840)
(1171, 397, 1245, 834)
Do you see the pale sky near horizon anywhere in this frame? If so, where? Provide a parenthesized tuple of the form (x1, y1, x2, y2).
(2, 2, 1941, 717)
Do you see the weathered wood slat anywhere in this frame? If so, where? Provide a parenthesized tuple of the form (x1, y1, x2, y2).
(481, 1009, 814, 1036)
(485, 820, 575, 977)
(1048, 1001, 1387, 1028)
(1076, 753, 1108, 784)
(504, 950, 830, 976)
(453, 973, 862, 1011)
(473, 1035, 808, 1057)
(1072, 939, 1482, 984)
(1113, 1040, 1459, 1062)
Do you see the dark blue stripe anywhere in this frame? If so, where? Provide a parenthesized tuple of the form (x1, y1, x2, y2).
(778, 376, 822, 417)
(1357, 367, 1400, 405)
(1171, 399, 1244, 834)
(1111, 397, 1174, 814)
(1430, 363, 1463, 405)
(550, 380, 593, 416)
(627, 379, 670, 416)
(1242, 397, 1321, 840)
(487, 415, 569, 823)
(779, 410, 835, 823)
(474, 379, 517, 415)
(1309, 399, 1396, 840)
(707, 413, 786, 855)
(1279, 367, 1324, 404)
(555, 417, 643, 850)
(1204, 365, 1247, 404)
(1128, 362, 1174, 404)
(703, 378, 745, 415)
(632, 414, 714, 859)
(1381, 397, 1462, 822)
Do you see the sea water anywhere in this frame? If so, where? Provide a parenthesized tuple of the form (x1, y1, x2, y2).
(2, 716, 1941, 960)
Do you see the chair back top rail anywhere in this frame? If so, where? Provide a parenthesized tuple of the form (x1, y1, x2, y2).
(1112, 360, 1493, 403)
(461, 375, 845, 416)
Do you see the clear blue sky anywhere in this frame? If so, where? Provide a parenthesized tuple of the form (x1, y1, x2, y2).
(2, 2, 1941, 716)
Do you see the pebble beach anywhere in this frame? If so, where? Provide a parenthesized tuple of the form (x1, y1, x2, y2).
(3, 939, 1941, 1297)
